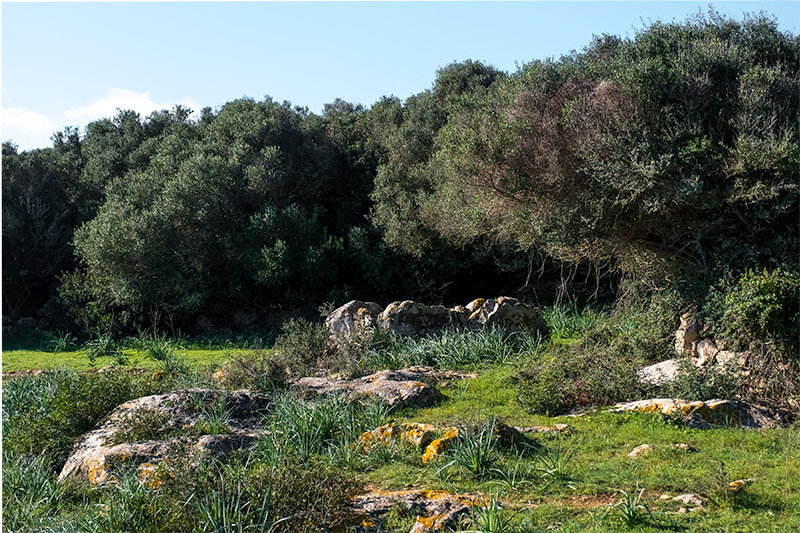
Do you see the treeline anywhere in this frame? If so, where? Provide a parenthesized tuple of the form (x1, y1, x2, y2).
(3, 12, 798, 337)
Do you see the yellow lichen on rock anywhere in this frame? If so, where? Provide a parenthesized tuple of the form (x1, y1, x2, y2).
(422, 428, 459, 464)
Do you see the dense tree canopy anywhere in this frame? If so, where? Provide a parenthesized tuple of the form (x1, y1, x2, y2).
(2, 12, 797, 335)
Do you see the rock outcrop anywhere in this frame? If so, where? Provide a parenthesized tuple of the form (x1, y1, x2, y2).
(337, 490, 484, 533)
(291, 369, 445, 409)
(58, 389, 270, 484)
(326, 300, 384, 339)
(326, 297, 547, 340)
(612, 398, 779, 429)
(637, 314, 749, 387)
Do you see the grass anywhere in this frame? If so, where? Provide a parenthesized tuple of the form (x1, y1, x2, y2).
(3, 305, 800, 532)
(1, 347, 247, 373)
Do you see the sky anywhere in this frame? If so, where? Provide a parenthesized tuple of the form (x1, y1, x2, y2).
(2, 1, 799, 151)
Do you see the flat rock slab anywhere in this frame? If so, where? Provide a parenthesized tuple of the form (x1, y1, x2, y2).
(291, 370, 444, 409)
(612, 398, 779, 429)
(58, 389, 270, 484)
(336, 490, 484, 533)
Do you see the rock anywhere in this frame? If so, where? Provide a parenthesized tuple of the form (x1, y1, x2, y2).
(358, 423, 437, 452)
(627, 444, 653, 457)
(671, 443, 697, 452)
(379, 301, 468, 337)
(675, 313, 702, 355)
(515, 424, 572, 435)
(693, 339, 719, 367)
(422, 428, 460, 464)
(291, 370, 444, 409)
(729, 478, 756, 492)
(58, 389, 270, 484)
(328, 297, 549, 340)
(637, 359, 682, 386)
(612, 398, 779, 429)
(326, 300, 384, 338)
(386, 366, 477, 386)
(468, 297, 548, 336)
(339, 490, 482, 532)
(672, 494, 706, 507)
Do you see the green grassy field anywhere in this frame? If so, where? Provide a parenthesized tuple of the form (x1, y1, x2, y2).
(3, 314, 798, 531)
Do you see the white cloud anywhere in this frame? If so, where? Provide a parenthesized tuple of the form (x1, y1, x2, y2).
(2, 89, 198, 151)
(2, 107, 60, 151)
(63, 88, 198, 124)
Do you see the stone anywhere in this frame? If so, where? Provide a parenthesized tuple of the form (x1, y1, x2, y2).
(337, 490, 483, 533)
(358, 423, 437, 452)
(58, 389, 270, 484)
(515, 424, 572, 435)
(672, 494, 706, 507)
(379, 301, 468, 338)
(611, 398, 779, 429)
(326, 300, 384, 338)
(468, 297, 548, 335)
(627, 444, 653, 457)
(693, 339, 719, 367)
(291, 370, 444, 409)
(422, 428, 460, 464)
(729, 478, 756, 492)
(675, 313, 702, 355)
(637, 359, 682, 386)
(671, 443, 697, 452)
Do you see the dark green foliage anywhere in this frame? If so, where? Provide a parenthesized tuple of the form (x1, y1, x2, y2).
(712, 268, 799, 352)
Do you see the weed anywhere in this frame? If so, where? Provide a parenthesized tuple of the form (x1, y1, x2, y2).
(46, 330, 78, 352)
(446, 418, 499, 479)
(2, 452, 65, 531)
(537, 439, 575, 483)
(612, 484, 654, 527)
(84, 332, 127, 366)
(490, 451, 536, 491)
(459, 496, 513, 533)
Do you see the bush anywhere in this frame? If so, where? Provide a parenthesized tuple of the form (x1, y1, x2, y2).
(273, 318, 332, 376)
(711, 269, 800, 353)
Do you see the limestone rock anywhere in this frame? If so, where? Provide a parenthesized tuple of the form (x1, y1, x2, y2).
(326, 300, 384, 338)
(729, 478, 756, 492)
(379, 301, 468, 337)
(358, 423, 437, 452)
(675, 313, 702, 355)
(637, 359, 682, 386)
(515, 424, 572, 435)
(291, 370, 444, 409)
(339, 490, 483, 533)
(612, 398, 779, 429)
(58, 389, 270, 484)
(672, 493, 706, 507)
(693, 339, 719, 367)
(628, 444, 653, 457)
(422, 428, 460, 464)
(468, 297, 548, 335)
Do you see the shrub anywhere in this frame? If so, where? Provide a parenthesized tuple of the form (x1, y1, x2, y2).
(713, 269, 800, 353)
(273, 318, 332, 376)
(217, 350, 291, 392)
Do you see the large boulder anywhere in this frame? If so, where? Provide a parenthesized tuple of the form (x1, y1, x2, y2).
(291, 369, 445, 409)
(378, 301, 468, 337)
(467, 297, 548, 335)
(58, 389, 270, 484)
(612, 398, 779, 429)
(637, 359, 682, 386)
(325, 300, 384, 338)
(675, 313, 703, 355)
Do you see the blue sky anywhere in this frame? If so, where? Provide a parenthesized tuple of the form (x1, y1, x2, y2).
(3, 1, 799, 151)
